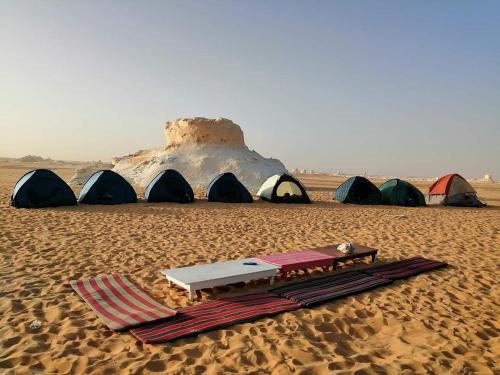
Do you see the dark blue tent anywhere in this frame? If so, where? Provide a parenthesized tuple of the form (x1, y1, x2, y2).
(145, 169, 194, 203)
(11, 169, 77, 208)
(334, 176, 382, 205)
(79, 170, 137, 205)
(206, 173, 253, 203)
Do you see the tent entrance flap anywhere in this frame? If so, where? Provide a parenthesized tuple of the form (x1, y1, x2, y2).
(276, 181, 302, 197)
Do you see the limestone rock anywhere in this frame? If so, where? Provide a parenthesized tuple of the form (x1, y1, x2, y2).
(69, 162, 114, 186)
(103, 117, 287, 190)
(165, 117, 245, 148)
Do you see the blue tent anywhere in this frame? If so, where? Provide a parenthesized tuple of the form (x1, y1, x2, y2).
(206, 173, 253, 203)
(334, 176, 382, 205)
(145, 169, 194, 203)
(79, 170, 137, 205)
(11, 169, 77, 208)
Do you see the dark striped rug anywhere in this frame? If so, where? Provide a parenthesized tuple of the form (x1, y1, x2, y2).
(130, 292, 301, 343)
(361, 257, 448, 280)
(270, 272, 392, 307)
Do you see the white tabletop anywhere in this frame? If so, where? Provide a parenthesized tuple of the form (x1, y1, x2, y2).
(161, 258, 278, 284)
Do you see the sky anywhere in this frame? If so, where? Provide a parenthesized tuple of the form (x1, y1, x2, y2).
(1, 1, 499, 178)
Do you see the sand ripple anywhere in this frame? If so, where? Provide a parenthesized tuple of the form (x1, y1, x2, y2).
(0, 168, 499, 374)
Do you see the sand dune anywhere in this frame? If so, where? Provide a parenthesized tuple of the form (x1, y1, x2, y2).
(0, 164, 499, 374)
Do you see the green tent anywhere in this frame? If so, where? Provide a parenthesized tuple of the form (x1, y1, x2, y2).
(379, 179, 426, 207)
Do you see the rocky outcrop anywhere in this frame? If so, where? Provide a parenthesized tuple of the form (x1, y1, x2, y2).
(19, 155, 46, 162)
(165, 118, 245, 148)
(68, 162, 114, 186)
(96, 117, 286, 190)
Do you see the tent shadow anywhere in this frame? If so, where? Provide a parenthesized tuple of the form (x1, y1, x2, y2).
(20, 198, 500, 214)
(46, 198, 343, 214)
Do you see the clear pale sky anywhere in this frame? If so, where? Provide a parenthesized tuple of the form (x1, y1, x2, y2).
(1, 1, 499, 178)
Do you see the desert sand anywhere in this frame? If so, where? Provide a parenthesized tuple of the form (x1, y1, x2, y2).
(1, 162, 499, 374)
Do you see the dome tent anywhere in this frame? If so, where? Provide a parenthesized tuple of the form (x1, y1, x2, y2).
(79, 170, 137, 205)
(206, 172, 253, 203)
(11, 169, 77, 208)
(427, 173, 485, 207)
(379, 179, 426, 207)
(334, 176, 382, 204)
(257, 173, 311, 203)
(145, 169, 194, 203)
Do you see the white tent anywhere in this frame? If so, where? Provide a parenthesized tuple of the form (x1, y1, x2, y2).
(257, 173, 311, 203)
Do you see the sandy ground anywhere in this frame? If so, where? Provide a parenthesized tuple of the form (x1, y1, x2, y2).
(0, 163, 499, 374)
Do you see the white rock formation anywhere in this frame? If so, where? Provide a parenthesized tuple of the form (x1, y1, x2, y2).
(165, 117, 245, 148)
(107, 117, 287, 189)
(69, 162, 114, 186)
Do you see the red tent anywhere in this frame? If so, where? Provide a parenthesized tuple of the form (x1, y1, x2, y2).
(427, 174, 485, 207)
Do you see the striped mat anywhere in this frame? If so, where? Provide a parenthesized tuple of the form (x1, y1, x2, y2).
(130, 293, 301, 344)
(271, 272, 392, 307)
(71, 274, 177, 331)
(361, 257, 448, 280)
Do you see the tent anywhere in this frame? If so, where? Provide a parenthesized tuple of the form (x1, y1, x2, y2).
(145, 169, 194, 203)
(206, 173, 253, 203)
(427, 174, 485, 207)
(257, 173, 311, 203)
(11, 169, 77, 208)
(379, 179, 426, 207)
(79, 170, 137, 205)
(334, 176, 382, 204)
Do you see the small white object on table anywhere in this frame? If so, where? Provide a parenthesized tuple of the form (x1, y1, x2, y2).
(161, 258, 279, 300)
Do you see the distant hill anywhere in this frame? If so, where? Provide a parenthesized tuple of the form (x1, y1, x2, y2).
(19, 155, 48, 162)
(0, 155, 109, 168)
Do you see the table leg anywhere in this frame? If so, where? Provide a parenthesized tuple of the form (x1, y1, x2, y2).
(371, 253, 376, 263)
(188, 289, 193, 301)
(270, 276, 275, 286)
(333, 261, 337, 271)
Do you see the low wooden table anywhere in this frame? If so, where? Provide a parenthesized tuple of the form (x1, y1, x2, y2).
(256, 250, 335, 279)
(161, 258, 279, 300)
(312, 243, 378, 270)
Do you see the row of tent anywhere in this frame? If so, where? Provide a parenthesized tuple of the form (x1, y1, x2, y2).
(11, 169, 485, 208)
(335, 175, 485, 207)
(10, 169, 311, 208)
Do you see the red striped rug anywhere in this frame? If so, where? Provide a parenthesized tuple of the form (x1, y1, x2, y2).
(271, 272, 393, 307)
(130, 293, 301, 343)
(361, 257, 448, 280)
(71, 274, 177, 331)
